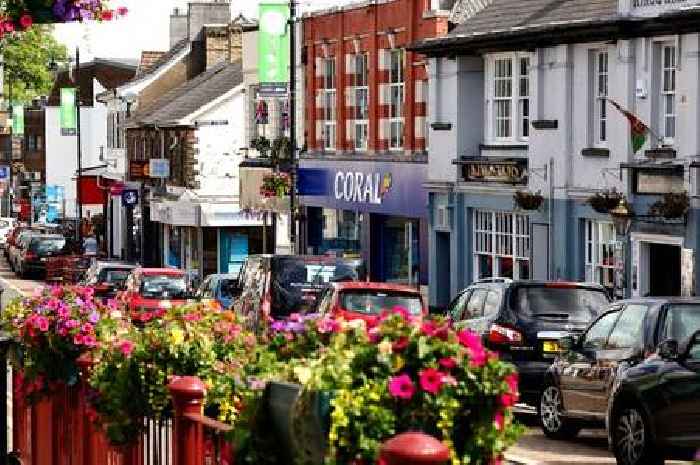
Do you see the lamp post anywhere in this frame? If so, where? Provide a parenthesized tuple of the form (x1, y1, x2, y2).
(610, 199, 633, 300)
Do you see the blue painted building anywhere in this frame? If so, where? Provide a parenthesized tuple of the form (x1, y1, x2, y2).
(415, 0, 700, 308)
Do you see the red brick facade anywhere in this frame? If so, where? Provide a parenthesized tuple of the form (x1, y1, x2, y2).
(303, 0, 448, 155)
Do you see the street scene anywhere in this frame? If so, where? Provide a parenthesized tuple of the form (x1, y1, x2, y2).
(0, 0, 699, 465)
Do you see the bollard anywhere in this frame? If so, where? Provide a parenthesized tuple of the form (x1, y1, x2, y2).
(168, 376, 206, 465)
(380, 432, 450, 465)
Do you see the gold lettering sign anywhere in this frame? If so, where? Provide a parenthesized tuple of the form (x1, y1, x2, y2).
(463, 161, 528, 184)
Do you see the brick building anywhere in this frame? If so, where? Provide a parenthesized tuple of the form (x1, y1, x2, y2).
(298, 0, 450, 289)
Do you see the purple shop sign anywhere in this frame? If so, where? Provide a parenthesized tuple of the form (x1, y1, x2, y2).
(298, 159, 428, 218)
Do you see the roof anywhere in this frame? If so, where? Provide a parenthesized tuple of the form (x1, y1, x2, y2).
(137, 268, 186, 276)
(332, 282, 422, 294)
(126, 37, 190, 85)
(128, 60, 243, 126)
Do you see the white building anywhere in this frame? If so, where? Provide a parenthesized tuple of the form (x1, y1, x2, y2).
(416, 0, 700, 307)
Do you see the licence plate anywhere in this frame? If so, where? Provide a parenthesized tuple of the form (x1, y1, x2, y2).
(543, 341, 559, 353)
(40, 258, 47, 262)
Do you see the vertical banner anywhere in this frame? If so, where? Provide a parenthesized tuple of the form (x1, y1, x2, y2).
(60, 88, 77, 136)
(11, 105, 24, 135)
(258, 2, 290, 96)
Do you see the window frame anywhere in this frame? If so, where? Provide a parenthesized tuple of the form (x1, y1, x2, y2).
(594, 50, 609, 147)
(389, 49, 405, 151)
(584, 220, 616, 294)
(353, 53, 369, 152)
(473, 209, 530, 281)
(321, 57, 337, 152)
(661, 44, 677, 145)
(486, 52, 531, 143)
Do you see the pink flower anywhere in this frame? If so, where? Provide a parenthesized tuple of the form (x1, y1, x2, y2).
(317, 317, 340, 334)
(391, 306, 410, 320)
(183, 313, 201, 322)
(107, 299, 118, 310)
(81, 323, 93, 334)
(500, 393, 518, 407)
(494, 410, 505, 430)
(101, 10, 114, 21)
(421, 321, 438, 336)
(73, 334, 84, 346)
(36, 316, 49, 332)
(50, 286, 63, 298)
(65, 319, 79, 329)
(489, 455, 503, 465)
(118, 340, 135, 357)
(82, 335, 97, 347)
(438, 357, 457, 370)
(505, 372, 519, 394)
(457, 330, 483, 351)
(419, 368, 445, 395)
(392, 336, 409, 352)
(468, 347, 487, 368)
(388, 374, 415, 400)
(116, 6, 129, 16)
(442, 374, 458, 386)
(368, 327, 381, 343)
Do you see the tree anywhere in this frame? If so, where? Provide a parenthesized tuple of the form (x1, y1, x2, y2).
(2, 25, 68, 103)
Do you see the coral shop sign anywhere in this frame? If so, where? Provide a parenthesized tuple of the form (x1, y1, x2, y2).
(334, 171, 392, 205)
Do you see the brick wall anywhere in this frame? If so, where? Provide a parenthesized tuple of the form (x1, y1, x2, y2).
(126, 127, 198, 189)
(303, 0, 447, 156)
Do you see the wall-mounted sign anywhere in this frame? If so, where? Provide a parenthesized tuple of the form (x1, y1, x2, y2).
(634, 169, 684, 194)
(121, 189, 139, 207)
(150, 200, 200, 226)
(629, 0, 700, 17)
(129, 160, 150, 180)
(334, 171, 392, 205)
(60, 88, 77, 136)
(459, 158, 528, 184)
(149, 158, 170, 178)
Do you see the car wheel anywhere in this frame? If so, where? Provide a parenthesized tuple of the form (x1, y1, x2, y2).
(613, 406, 663, 465)
(539, 384, 580, 439)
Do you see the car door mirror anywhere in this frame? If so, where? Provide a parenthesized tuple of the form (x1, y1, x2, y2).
(658, 339, 680, 361)
(559, 334, 579, 352)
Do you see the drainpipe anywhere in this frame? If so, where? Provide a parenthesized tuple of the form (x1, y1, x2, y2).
(549, 157, 554, 280)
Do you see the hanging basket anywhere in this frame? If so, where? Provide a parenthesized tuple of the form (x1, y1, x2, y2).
(0, 0, 127, 33)
(513, 190, 544, 211)
(649, 191, 689, 219)
(587, 189, 623, 214)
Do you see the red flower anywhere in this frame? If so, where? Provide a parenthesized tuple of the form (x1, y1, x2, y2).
(500, 392, 518, 407)
(438, 357, 457, 370)
(73, 334, 84, 346)
(468, 347, 487, 368)
(392, 336, 409, 351)
(457, 330, 483, 351)
(388, 374, 415, 400)
(419, 368, 445, 395)
(19, 14, 33, 30)
(116, 6, 129, 16)
(421, 321, 438, 336)
(494, 410, 505, 430)
(101, 10, 114, 21)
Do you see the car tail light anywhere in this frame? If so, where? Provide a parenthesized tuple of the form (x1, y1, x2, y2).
(488, 324, 524, 345)
(24, 251, 36, 260)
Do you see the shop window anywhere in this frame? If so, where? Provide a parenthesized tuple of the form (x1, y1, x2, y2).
(319, 209, 360, 254)
(382, 217, 420, 284)
(473, 210, 530, 280)
(584, 220, 615, 295)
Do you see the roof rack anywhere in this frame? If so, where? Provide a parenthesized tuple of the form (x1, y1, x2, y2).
(474, 277, 513, 284)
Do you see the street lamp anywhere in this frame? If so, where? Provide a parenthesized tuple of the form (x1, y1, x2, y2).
(610, 199, 633, 237)
(609, 199, 634, 300)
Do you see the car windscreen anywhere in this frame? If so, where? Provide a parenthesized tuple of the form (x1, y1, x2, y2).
(270, 258, 366, 317)
(664, 305, 700, 343)
(30, 237, 66, 254)
(98, 268, 132, 285)
(340, 290, 422, 315)
(139, 275, 187, 299)
(515, 286, 609, 323)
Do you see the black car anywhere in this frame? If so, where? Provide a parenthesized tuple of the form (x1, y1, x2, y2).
(234, 255, 366, 329)
(16, 234, 67, 278)
(447, 279, 610, 405)
(540, 298, 700, 465)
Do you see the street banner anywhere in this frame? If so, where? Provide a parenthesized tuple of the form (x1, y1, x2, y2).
(258, 2, 290, 96)
(11, 105, 24, 135)
(60, 88, 77, 136)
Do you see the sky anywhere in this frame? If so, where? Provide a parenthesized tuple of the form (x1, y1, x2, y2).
(52, 0, 344, 61)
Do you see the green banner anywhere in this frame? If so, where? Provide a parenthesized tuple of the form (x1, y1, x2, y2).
(11, 105, 24, 135)
(60, 88, 77, 136)
(258, 2, 290, 93)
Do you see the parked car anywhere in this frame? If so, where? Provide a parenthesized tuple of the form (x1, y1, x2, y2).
(0, 217, 16, 249)
(118, 268, 192, 322)
(16, 234, 67, 278)
(540, 298, 700, 465)
(83, 260, 138, 300)
(197, 273, 239, 310)
(5, 225, 29, 263)
(316, 282, 426, 324)
(234, 255, 366, 328)
(447, 278, 610, 406)
(10, 229, 41, 273)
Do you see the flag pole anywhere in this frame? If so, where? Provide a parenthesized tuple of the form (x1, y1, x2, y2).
(604, 98, 664, 146)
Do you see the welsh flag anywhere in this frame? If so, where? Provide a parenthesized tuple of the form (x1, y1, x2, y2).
(608, 99, 649, 153)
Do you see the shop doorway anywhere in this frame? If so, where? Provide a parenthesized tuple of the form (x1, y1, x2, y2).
(371, 215, 420, 286)
(435, 231, 451, 307)
(648, 243, 681, 296)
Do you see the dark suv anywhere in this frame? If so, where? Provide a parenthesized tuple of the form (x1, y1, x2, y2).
(447, 279, 610, 405)
(541, 299, 700, 465)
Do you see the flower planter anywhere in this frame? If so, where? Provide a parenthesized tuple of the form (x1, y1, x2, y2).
(265, 381, 302, 464)
(291, 390, 333, 465)
(513, 191, 544, 211)
(587, 190, 623, 214)
(650, 192, 689, 219)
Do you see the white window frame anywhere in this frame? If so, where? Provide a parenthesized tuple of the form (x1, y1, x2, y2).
(487, 53, 531, 143)
(353, 53, 369, 151)
(661, 44, 676, 145)
(595, 50, 609, 146)
(322, 57, 336, 151)
(389, 49, 405, 151)
(584, 220, 616, 292)
(473, 210, 530, 281)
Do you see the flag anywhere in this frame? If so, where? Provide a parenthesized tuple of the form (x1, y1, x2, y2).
(607, 99, 649, 153)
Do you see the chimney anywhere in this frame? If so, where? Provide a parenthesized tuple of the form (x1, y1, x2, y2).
(187, 0, 231, 42)
(170, 7, 188, 47)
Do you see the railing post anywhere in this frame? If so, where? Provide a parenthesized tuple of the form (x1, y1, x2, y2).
(168, 376, 206, 465)
(380, 432, 450, 465)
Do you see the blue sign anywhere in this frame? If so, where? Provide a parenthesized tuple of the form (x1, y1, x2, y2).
(121, 189, 139, 207)
(0, 166, 9, 180)
(149, 159, 170, 178)
(46, 185, 58, 203)
(47, 205, 58, 222)
(298, 160, 428, 218)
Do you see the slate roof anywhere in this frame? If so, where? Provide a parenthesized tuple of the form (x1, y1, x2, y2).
(121, 37, 191, 87)
(128, 60, 243, 126)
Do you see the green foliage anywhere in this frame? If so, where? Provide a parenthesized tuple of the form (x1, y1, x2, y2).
(2, 25, 68, 103)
